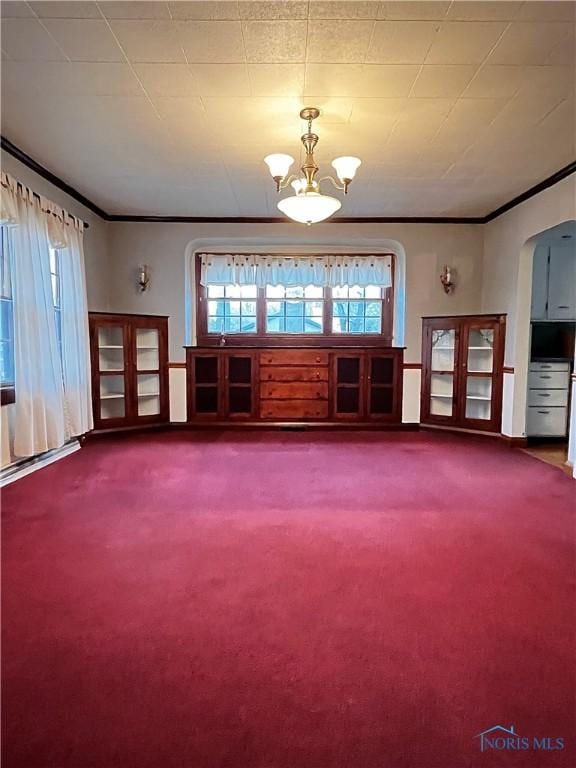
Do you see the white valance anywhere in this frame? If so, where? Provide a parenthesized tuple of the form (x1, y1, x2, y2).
(0, 171, 84, 247)
(199, 253, 393, 288)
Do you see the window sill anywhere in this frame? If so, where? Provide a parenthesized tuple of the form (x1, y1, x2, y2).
(1, 386, 15, 406)
(195, 335, 394, 348)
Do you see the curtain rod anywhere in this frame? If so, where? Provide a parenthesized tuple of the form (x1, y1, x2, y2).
(2, 177, 90, 229)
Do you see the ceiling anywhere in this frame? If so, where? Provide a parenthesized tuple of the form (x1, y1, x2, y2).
(1, 0, 575, 219)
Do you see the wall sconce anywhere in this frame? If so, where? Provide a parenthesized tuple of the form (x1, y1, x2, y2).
(440, 265, 455, 294)
(138, 264, 150, 293)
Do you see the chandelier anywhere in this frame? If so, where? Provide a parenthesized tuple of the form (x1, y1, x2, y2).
(264, 107, 361, 226)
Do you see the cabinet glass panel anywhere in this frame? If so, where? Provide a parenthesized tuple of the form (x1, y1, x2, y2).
(229, 387, 252, 414)
(430, 329, 455, 372)
(99, 375, 125, 419)
(229, 356, 252, 384)
(98, 326, 124, 372)
(369, 386, 393, 414)
(467, 329, 494, 373)
(337, 357, 361, 384)
(195, 357, 218, 384)
(465, 376, 492, 420)
(137, 373, 160, 416)
(371, 357, 393, 385)
(136, 328, 159, 371)
(430, 373, 453, 417)
(337, 387, 360, 413)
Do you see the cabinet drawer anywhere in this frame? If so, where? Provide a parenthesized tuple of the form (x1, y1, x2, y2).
(260, 366, 328, 382)
(526, 406, 568, 436)
(261, 382, 328, 400)
(260, 400, 329, 419)
(528, 371, 569, 389)
(527, 388, 568, 407)
(259, 350, 328, 367)
(529, 361, 570, 372)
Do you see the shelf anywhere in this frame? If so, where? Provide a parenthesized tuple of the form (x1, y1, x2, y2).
(468, 370, 493, 374)
(467, 346, 493, 350)
(466, 395, 491, 401)
(99, 345, 123, 349)
(100, 393, 125, 400)
(430, 393, 452, 399)
(137, 346, 159, 350)
(138, 392, 160, 397)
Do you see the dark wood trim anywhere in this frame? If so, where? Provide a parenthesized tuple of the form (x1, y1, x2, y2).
(168, 362, 187, 369)
(0, 386, 15, 406)
(89, 311, 169, 318)
(503, 366, 515, 374)
(4, 137, 574, 225)
(170, 421, 419, 431)
(484, 161, 576, 223)
(1, 135, 106, 221)
(500, 435, 528, 447)
(194, 252, 395, 347)
(403, 362, 422, 369)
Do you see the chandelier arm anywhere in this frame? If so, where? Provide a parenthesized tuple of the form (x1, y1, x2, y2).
(276, 174, 299, 192)
(318, 175, 349, 194)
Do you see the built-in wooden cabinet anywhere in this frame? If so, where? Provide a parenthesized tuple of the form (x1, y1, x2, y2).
(89, 312, 169, 430)
(186, 346, 403, 425)
(421, 314, 505, 433)
(531, 244, 576, 321)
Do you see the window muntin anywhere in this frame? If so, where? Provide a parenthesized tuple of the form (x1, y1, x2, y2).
(0, 227, 14, 387)
(265, 284, 323, 334)
(332, 284, 383, 334)
(50, 248, 63, 356)
(206, 284, 257, 334)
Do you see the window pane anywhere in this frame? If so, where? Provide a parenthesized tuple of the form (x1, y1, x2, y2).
(0, 340, 14, 384)
(50, 248, 57, 274)
(333, 318, 347, 333)
(286, 300, 304, 316)
(348, 301, 364, 317)
(365, 301, 381, 317)
(349, 285, 364, 298)
(267, 316, 282, 332)
(266, 301, 281, 316)
(207, 285, 225, 298)
(286, 316, 303, 333)
(304, 285, 323, 298)
(51, 273, 59, 306)
(240, 285, 257, 298)
(241, 301, 256, 315)
(266, 285, 284, 298)
(332, 285, 348, 299)
(364, 317, 381, 333)
(304, 317, 322, 333)
(225, 285, 241, 298)
(208, 316, 224, 333)
(228, 301, 240, 316)
(365, 285, 381, 298)
(305, 301, 323, 318)
(0, 299, 13, 341)
(349, 317, 365, 333)
(241, 317, 256, 332)
(224, 317, 241, 333)
(285, 286, 304, 299)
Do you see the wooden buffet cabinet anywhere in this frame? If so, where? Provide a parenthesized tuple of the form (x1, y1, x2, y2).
(186, 346, 403, 426)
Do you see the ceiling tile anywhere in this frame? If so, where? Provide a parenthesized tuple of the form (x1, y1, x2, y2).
(1, 19, 67, 61)
(42, 19, 124, 62)
(100, 2, 171, 20)
(516, 1, 576, 22)
(177, 20, 245, 63)
(244, 20, 306, 62)
(238, 1, 308, 20)
(378, 2, 450, 21)
(248, 63, 305, 96)
(463, 64, 527, 98)
(168, 2, 239, 20)
(110, 20, 186, 63)
(432, 97, 508, 149)
(132, 63, 199, 97)
(445, 2, 523, 21)
(426, 21, 507, 64)
(306, 19, 375, 63)
(189, 63, 251, 96)
(411, 65, 476, 97)
(305, 63, 420, 97)
(0, 2, 35, 18)
(44, 62, 144, 95)
(366, 21, 439, 64)
(309, 1, 380, 19)
(29, 2, 102, 18)
(545, 33, 576, 65)
(488, 22, 572, 65)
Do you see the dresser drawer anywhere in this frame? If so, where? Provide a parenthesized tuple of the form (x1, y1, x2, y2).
(526, 406, 568, 436)
(527, 388, 568, 407)
(261, 382, 328, 400)
(260, 400, 329, 420)
(529, 361, 570, 372)
(528, 371, 570, 389)
(260, 350, 328, 367)
(260, 366, 328, 382)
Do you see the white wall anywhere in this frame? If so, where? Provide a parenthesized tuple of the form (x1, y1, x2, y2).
(482, 175, 576, 436)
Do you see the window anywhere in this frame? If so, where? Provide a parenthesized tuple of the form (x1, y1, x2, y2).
(0, 227, 15, 402)
(266, 285, 323, 334)
(196, 254, 394, 345)
(49, 248, 62, 358)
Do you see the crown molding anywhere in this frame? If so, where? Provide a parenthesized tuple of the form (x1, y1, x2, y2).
(2, 135, 574, 226)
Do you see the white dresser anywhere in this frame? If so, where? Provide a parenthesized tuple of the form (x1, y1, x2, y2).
(527, 361, 570, 436)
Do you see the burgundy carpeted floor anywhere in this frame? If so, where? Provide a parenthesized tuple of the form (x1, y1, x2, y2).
(2, 431, 575, 768)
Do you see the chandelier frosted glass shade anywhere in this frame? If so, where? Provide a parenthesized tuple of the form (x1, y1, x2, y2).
(277, 192, 341, 225)
(264, 153, 294, 179)
(331, 156, 361, 183)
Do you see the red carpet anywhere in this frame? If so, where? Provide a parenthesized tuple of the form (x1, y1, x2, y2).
(2, 431, 574, 767)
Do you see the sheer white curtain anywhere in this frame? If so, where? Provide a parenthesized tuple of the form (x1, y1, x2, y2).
(2, 175, 66, 456)
(0, 172, 92, 457)
(199, 253, 393, 287)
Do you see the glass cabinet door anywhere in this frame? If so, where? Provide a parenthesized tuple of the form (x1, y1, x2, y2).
(367, 354, 395, 417)
(429, 328, 456, 418)
(135, 327, 160, 417)
(226, 355, 253, 416)
(193, 355, 220, 416)
(463, 327, 494, 422)
(333, 354, 363, 418)
(96, 324, 127, 421)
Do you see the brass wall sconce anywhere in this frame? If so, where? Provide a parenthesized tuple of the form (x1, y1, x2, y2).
(138, 264, 150, 293)
(440, 265, 455, 294)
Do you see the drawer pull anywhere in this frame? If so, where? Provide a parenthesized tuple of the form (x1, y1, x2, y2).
(557, 305, 570, 309)
(539, 375, 551, 379)
(315, 356, 321, 363)
(537, 393, 550, 397)
(537, 410, 550, 414)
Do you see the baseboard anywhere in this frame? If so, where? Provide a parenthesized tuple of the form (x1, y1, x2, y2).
(169, 421, 419, 431)
(0, 441, 80, 487)
(500, 435, 529, 448)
